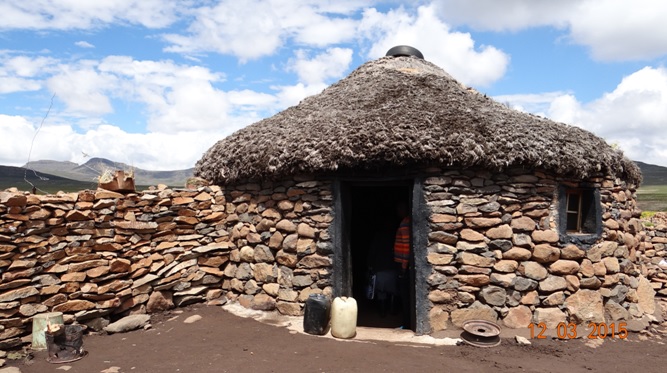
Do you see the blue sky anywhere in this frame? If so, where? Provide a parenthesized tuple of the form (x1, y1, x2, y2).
(1, 0, 667, 171)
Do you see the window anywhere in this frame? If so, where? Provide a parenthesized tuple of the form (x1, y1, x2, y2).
(558, 186, 601, 244)
(565, 190, 595, 233)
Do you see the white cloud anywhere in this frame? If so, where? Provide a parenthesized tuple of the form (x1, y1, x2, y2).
(0, 0, 182, 30)
(501, 66, 667, 167)
(162, 0, 362, 61)
(0, 55, 58, 93)
(46, 61, 116, 116)
(359, 4, 509, 87)
(434, 0, 667, 61)
(0, 114, 222, 171)
(75, 41, 95, 48)
(287, 48, 354, 85)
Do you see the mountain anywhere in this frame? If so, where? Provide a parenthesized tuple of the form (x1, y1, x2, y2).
(23, 158, 194, 187)
(634, 161, 667, 185)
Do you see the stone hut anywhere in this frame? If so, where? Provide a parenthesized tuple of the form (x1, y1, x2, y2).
(195, 46, 656, 334)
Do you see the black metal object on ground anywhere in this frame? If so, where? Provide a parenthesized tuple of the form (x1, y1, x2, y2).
(45, 324, 87, 363)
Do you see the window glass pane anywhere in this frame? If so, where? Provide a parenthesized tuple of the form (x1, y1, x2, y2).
(567, 193, 580, 211)
(566, 212, 579, 231)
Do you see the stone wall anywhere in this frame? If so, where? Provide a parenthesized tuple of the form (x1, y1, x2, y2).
(0, 178, 333, 349)
(422, 168, 660, 331)
(640, 213, 667, 297)
(0, 168, 663, 349)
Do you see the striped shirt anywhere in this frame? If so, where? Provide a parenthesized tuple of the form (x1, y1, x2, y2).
(394, 216, 411, 270)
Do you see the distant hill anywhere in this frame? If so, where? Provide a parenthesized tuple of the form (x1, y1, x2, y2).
(24, 158, 193, 187)
(0, 165, 95, 193)
(635, 161, 667, 186)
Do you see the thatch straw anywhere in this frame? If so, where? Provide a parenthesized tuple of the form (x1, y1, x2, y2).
(195, 56, 641, 186)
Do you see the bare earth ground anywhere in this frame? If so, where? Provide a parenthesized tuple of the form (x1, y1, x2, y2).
(5, 301, 667, 373)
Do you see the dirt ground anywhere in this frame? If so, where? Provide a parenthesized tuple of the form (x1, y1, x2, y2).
(5, 302, 667, 373)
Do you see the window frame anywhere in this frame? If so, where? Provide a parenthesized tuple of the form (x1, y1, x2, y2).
(558, 185, 602, 245)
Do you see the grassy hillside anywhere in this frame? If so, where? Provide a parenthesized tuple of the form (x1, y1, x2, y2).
(0, 165, 96, 193)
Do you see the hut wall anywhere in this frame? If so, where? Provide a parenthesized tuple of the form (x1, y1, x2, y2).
(422, 167, 661, 331)
(219, 178, 334, 315)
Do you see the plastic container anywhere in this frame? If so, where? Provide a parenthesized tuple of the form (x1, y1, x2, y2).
(330, 296, 357, 339)
(31, 312, 64, 350)
(303, 294, 331, 335)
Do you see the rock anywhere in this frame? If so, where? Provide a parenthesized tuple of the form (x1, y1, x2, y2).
(531, 230, 559, 243)
(579, 276, 602, 289)
(428, 289, 459, 305)
(109, 258, 132, 273)
(534, 307, 566, 329)
(450, 301, 498, 327)
(519, 262, 548, 280)
(636, 276, 656, 315)
(539, 276, 568, 293)
(490, 273, 516, 287)
(18, 303, 47, 317)
(520, 291, 539, 305)
(493, 260, 518, 273)
(460, 229, 485, 242)
(602, 257, 620, 274)
(549, 260, 580, 275)
(542, 291, 566, 306)
(183, 315, 202, 324)
(515, 335, 531, 345)
(276, 301, 301, 316)
(455, 274, 490, 287)
(53, 300, 96, 312)
(146, 291, 174, 313)
(251, 293, 276, 311)
(0, 286, 38, 303)
(486, 225, 513, 239)
(560, 244, 585, 260)
(459, 252, 494, 267)
(604, 299, 630, 321)
(565, 275, 580, 292)
(503, 247, 532, 261)
(513, 277, 538, 291)
(479, 286, 506, 306)
(429, 307, 450, 331)
(104, 314, 151, 334)
(532, 244, 560, 263)
(565, 290, 605, 324)
(511, 216, 536, 231)
(503, 306, 532, 328)
(625, 318, 648, 332)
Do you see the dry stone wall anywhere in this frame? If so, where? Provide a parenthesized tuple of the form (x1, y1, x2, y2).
(0, 167, 663, 349)
(640, 213, 667, 297)
(422, 167, 660, 332)
(0, 178, 333, 350)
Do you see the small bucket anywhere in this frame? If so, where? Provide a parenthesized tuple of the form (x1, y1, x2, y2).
(45, 324, 87, 364)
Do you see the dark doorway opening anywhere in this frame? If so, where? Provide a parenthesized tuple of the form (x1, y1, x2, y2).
(348, 183, 412, 329)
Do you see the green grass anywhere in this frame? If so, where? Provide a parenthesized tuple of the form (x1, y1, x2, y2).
(636, 184, 667, 212)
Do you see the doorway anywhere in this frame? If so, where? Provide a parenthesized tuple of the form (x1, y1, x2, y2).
(346, 183, 412, 329)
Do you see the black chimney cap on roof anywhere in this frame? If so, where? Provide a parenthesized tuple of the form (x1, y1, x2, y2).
(386, 45, 424, 59)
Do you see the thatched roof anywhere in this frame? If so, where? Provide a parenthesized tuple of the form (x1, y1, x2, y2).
(195, 55, 641, 185)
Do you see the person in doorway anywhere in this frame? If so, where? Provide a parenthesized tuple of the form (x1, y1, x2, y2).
(393, 201, 410, 328)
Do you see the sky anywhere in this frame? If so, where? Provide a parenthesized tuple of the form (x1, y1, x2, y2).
(1, 0, 667, 173)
